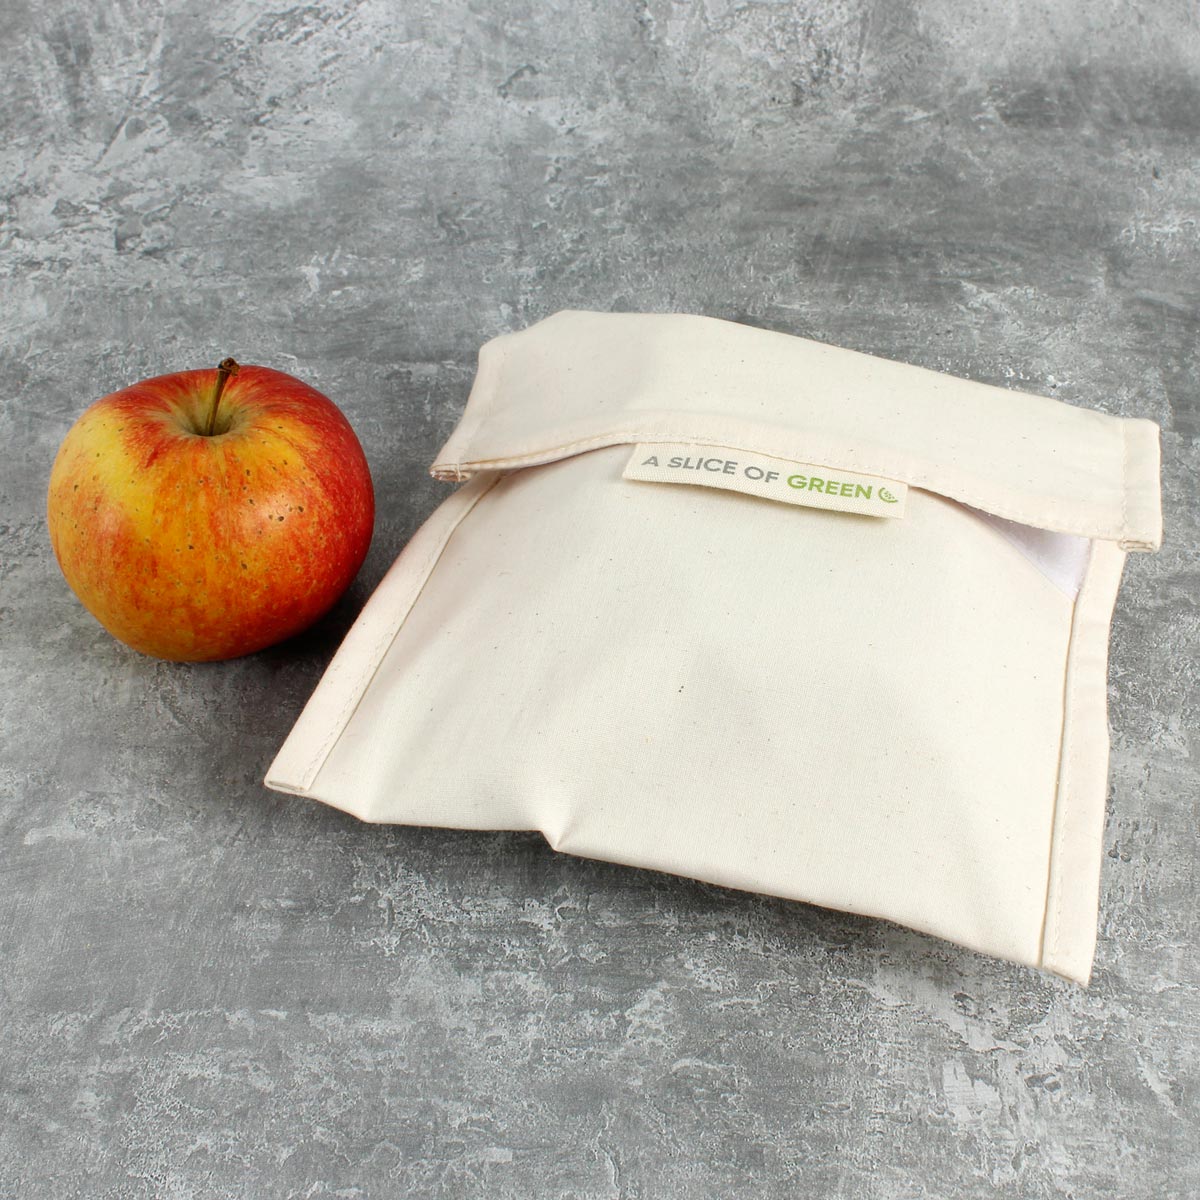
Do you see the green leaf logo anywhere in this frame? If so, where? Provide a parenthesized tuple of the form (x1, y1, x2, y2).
(879, 487, 899, 504)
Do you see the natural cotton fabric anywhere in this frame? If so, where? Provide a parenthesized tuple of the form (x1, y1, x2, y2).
(267, 311, 1162, 983)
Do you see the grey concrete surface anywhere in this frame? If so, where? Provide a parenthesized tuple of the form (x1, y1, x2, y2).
(2, 2, 1198, 1197)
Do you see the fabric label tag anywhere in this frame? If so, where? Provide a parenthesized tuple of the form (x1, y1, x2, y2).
(623, 443, 907, 518)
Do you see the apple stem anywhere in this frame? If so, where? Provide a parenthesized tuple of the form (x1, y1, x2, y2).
(203, 358, 240, 436)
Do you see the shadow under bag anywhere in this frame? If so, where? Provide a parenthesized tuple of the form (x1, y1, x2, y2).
(267, 310, 1163, 984)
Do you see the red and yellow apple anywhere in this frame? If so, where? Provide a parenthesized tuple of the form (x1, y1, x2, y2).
(47, 359, 374, 661)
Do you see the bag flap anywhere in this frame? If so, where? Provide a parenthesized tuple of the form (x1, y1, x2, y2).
(431, 310, 1162, 550)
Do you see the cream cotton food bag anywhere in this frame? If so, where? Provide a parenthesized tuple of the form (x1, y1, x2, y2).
(267, 311, 1162, 983)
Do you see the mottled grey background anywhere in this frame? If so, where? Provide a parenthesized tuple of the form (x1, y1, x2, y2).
(2, 1, 1197, 1197)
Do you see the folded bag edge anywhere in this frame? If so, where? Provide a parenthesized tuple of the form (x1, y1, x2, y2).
(432, 311, 1163, 552)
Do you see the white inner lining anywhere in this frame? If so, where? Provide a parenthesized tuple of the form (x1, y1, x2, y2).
(965, 505, 1092, 599)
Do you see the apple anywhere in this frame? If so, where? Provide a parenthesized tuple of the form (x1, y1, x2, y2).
(47, 358, 375, 661)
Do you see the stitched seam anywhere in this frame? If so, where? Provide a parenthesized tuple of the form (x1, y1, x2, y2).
(1120, 420, 1130, 543)
(1041, 540, 1118, 975)
(438, 432, 1128, 539)
(1046, 581, 1086, 967)
(296, 474, 502, 789)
